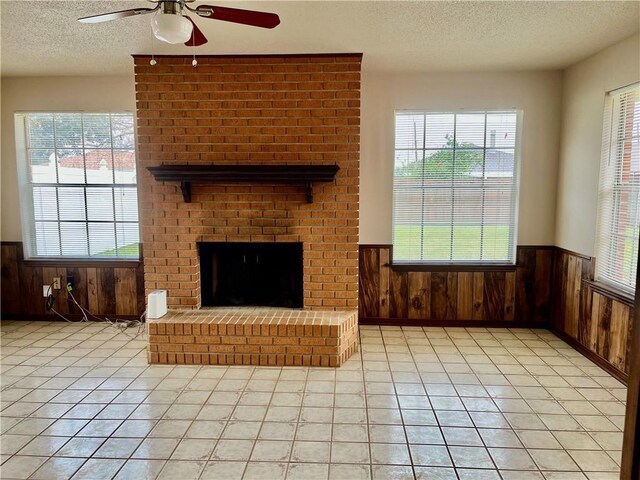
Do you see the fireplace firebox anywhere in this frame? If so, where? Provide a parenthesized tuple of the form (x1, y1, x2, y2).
(199, 242, 303, 308)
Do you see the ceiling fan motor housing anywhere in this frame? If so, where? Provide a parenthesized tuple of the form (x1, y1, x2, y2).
(160, 1, 181, 15)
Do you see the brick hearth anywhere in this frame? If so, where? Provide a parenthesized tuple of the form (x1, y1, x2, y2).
(147, 308, 359, 367)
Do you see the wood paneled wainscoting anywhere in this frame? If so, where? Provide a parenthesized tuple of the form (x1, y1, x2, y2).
(1, 242, 145, 319)
(552, 248, 633, 382)
(358, 245, 554, 326)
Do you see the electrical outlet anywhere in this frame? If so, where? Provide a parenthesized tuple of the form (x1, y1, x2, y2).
(43, 285, 51, 297)
(52, 277, 61, 290)
(66, 274, 74, 290)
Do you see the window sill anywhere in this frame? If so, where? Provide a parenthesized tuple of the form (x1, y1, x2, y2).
(583, 279, 634, 307)
(23, 258, 142, 268)
(391, 263, 516, 272)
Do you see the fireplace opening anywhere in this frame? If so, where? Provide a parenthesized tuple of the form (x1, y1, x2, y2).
(199, 242, 303, 308)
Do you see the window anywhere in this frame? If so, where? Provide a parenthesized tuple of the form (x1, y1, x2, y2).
(595, 83, 640, 293)
(392, 111, 520, 264)
(15, 112, 140, 259)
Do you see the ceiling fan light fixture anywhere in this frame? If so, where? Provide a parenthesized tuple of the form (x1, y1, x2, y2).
(151, 12, 193, 44)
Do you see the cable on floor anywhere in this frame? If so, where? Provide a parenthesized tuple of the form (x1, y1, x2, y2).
(44, 282, 146, 338)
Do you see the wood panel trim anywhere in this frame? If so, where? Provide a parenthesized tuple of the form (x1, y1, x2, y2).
(359, 317, 543, 328)
(359, 244, 555, 250)
(359, 244, 555, 273)
(23, 259, 142, 268)
(2, 242, 143, 268)
(555, 246, 594, 261)
(549, 326, 628, 385)
(583, 279, 635, 307)
(391, 263, 517, 272)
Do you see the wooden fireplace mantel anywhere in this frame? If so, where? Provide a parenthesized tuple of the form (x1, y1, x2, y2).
(146, 164, 340, 203)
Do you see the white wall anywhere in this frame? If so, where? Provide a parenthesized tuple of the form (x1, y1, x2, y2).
(1, 72, 565, 248)
(360, 70, 563, 245)
(1, 76, 136, 241)
(555, 34, 640, 256)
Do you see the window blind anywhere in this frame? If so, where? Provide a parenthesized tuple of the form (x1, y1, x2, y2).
(595, 83, 640, 293)
(392, 111, 520, 263)
(17, 112, 140, 259)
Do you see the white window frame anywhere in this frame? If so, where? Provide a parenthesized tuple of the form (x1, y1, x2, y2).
(391, 109, 522, 265)
(14, 111, 140, 260)
(594, 83, 640, 294)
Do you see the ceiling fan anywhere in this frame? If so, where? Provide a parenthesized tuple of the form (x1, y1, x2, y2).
(78, 0, 280, 47)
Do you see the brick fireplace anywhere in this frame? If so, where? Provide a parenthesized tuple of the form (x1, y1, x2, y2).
(134, 54, 361, 366)
(134, 54, 361, 312)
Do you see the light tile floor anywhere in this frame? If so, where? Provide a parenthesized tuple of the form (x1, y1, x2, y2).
(0, 320, 627, 480)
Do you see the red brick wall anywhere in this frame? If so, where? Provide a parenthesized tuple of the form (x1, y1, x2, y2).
(134, 54, 361, 310)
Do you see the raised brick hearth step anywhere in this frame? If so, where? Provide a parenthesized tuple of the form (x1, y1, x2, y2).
(147, 308, 358, 367)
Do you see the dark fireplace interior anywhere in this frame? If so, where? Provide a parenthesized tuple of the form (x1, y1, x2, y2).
(199, 242, 303, 308)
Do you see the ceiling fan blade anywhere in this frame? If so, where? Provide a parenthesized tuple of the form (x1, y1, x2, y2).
(185, 17, 208, 46)
(78, 7, 158, 24)
(195, 5, 280, 29)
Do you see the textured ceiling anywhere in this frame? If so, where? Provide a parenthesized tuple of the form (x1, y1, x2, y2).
(1, 0, 639, 76)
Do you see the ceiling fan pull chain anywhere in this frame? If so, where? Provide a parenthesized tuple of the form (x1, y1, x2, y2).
(150, 21, 157, 66)
(192, 30, 197, 67)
